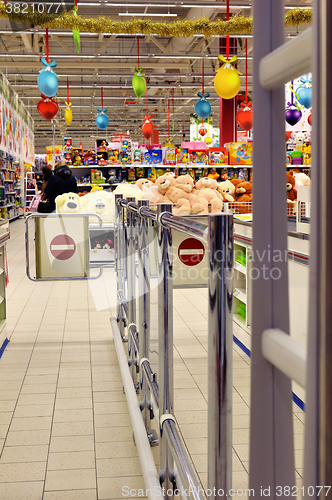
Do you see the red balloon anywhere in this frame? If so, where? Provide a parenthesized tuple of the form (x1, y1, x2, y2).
(308, 113, 312, 125)
(236, 94, 245, 104)
(285, 131, 292, 142)
(142, 114, 153, 140)
(236, 103, 253, 131)
(37, 95, 59, 120)
(199, 125, 207, 136)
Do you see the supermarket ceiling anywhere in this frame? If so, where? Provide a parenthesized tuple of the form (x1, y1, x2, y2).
(0, 0, 311, 152)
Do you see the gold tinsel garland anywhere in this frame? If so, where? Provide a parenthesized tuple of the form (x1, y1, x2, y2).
(0, 6, 311, 37)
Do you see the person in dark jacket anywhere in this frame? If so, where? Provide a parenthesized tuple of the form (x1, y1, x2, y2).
(41, 164, 53, 193)
(43, 161, 77, 212)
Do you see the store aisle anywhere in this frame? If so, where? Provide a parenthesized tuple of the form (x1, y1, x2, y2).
(0, 219, 305, 500)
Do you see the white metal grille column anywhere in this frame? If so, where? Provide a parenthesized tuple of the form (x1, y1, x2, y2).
(249, 0, 295, 495)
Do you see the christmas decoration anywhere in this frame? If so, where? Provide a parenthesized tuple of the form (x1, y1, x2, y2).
(38, 59, 59, 97)
(286, 80, 302, 126)
(64, 103, 72, 126)
(142, 115, 153, 140)
(308, 113, 312, 126)
(236, 102, 253, 131)
(295, 76, 312, 109)
(96, 108, 109, 129)
(37, 94, 59, 120)
(0, 8, 311, 37)
(72, 2, 80, 53)
(214, 55, 242, 99)
(132, 67, 146, 100)
(199, 123, 208, 136)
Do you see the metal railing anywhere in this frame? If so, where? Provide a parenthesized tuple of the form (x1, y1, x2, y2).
(111, 196, 234, 500)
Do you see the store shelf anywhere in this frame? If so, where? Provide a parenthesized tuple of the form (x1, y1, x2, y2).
(233, 312, 246, 329)
(233, 287, 247, 304)
(287, 164, 311, 168)
(234, 261, 247, 275)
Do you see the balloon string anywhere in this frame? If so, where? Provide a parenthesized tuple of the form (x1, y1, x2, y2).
(101, 87, 103, 108)
(46, 28, 49, 63)
(226, 0, 230, 60)
(245, 39, 247, 103)
(291, 80, 294, 105)
(67, 77, 69, 103)
(146, 78, 148, 114)
(168, 99, 170, 138)
(137, 35, 140, 68)
(202, 58, 204, 94)
(172, 87, 174, 115)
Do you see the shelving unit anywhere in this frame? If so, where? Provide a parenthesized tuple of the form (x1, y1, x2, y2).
(233, 241, 252, 342)
(0, 156, 23, 221)
(24, 171, 38, 216)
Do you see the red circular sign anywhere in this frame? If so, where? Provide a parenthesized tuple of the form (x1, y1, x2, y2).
(50, 234, 76, 260)
(178, 238, 205, 267)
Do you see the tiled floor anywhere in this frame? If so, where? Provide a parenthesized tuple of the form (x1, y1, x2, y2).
(0, 219, 305, 499)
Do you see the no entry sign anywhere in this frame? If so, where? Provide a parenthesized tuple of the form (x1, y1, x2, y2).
(50, 234, 76, 260)
(178, 238, 205, 266)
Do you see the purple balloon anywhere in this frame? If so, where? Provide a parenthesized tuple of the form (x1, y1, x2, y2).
(285, 105, 302, 126)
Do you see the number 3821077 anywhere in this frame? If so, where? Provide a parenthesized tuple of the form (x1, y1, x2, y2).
(5, 2, 62, 14)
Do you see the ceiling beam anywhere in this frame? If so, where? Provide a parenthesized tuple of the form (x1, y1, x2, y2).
(0, 61, 190, 70)
(4, 33, 17, 48)
(147, 35, 169, 54)
(20, 33, 33, 53)
(51, 34, 74, 54)
(94, 34, 117, 56)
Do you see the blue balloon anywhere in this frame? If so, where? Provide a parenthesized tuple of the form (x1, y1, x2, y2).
(38, 72, 58, 98)
(96, 108, 109, 130)
(37, 58, 59, 97)
(195, 92, 211, 119)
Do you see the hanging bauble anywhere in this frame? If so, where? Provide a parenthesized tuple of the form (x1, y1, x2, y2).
(199, 124, 207, 137)
(285, 131, 292, 142)
(285, 103, 302, 126)
(132, 67, 146, 100)
(204, 135, 213, 145)
(64, 102, 72, 126)
(37, 94, 59, 120)
(72, 6, 80, 53)
(195, 92, 211, 119)
(37, 57, 59, 97)
(96, 108, 109, 130)
(214, 55, 242, 100)
(236, 101, 253, 131)
(142, 114, 153, 140)
(295, 76, 312, 109)
(308, 113, 312, 126)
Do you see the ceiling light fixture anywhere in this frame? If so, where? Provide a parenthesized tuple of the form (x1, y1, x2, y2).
(119, 12, 178, 16)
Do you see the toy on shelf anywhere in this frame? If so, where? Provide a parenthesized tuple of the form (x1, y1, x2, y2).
(136, 166, 146, 179)
(290, 150, 302, 165)
(144, 149, 162, 165)
(64, 137, 72, 152)
(286, 170, 297, 203)
(64, 151, 72, 165)
(208, 147, 228, 165)
(96, 139, 108, 152)
(133, 149, 141, 164)
(208, 168, 220, 180)
(72, 149, 82, 166)
(189, 149, 208, 165)
(91, 169, 106, 184)
(227, 142, 252, 165)
(83, 150, 96, 165)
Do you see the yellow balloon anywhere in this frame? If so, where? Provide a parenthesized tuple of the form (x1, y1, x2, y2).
(64, 103, 72, 126)
(214, 67, 241, 99)
(205, 135, 213, 145)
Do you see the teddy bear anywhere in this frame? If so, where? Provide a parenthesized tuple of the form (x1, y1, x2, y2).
(155, 174, 194, 214)
(55, 192, 81, 213)
(135, 178, 153, 191)
(217, 180, 236, 202)
(194, 178, 223, 213)
(234, 181, 252, 203)
(286, 171, 297, 202)
(294, 172, 310, 190)
(84, 195, 113, 224)
(175, 174, 207, 215)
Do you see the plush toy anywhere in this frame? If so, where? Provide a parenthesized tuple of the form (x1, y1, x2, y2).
(155, 174, 193, 214)
(217, 180, 236, 202)
(55, 192, 81, 213)
(136, 178, 153, 191)
(84, 195, 113, 224)
(174, 174, 206, 215)
(229, 179, 243, 189)
(235, 181, 252, 203)
(286, 171, 297, 202)
(194, 178, 223, 213)
(294, 172, 310, 190)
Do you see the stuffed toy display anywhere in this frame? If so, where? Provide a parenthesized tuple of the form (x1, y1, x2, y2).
(194, 178, 223, 213)
(294, 172, 310, 190)
(84, 195, 113, 224)
(55, 192, 81, 213)
(217, 180, 236, 202)
(234, 181, 252, 203)
(135, 178, 154, 191)
(286, 171, 297, 202)
(175, 174, 206, 215)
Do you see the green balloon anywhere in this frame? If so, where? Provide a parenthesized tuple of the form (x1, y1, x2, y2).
(132, 67, 146, 99)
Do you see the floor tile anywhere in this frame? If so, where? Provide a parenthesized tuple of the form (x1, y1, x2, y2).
(0, 481, 44, 500)
(47, 450, 95, 470)
(50, 435, 95, 453)
(45, 469, 97, 491)
(0, 444, 49, 463)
